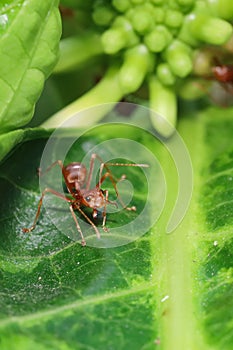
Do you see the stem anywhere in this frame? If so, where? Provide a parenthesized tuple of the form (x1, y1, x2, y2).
(41, 65, 124, 129)
(206, 0, 233, 20)
(180, 12, 233, 46)
(190, 14, 232, 45)
(119, 44, 152, 94)
(149, 76, 177, 137)
(54, 32, 104, 73)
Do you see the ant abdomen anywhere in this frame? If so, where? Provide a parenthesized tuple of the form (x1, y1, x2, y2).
(64, 162, 87, 186)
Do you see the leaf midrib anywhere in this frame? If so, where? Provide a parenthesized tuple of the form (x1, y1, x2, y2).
(152, 115, 212, 350)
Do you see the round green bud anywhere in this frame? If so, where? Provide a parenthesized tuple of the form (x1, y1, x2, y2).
(165, 9, 184, 28)
(165, 40, 193, 77)
(157, 63, 176, 85)
(92, 6, 115, 26)
(144, 29, 168, 52)
(130, 8, 154, 34)
(112, 0, 131, 13)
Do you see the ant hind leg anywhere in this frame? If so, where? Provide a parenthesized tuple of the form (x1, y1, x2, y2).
(22, 188, 72, 233)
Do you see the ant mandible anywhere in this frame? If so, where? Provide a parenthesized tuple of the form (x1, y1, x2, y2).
(23, 153, 149, 246)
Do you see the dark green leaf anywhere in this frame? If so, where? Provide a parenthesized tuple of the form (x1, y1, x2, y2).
(0, 108, 233, 349)
(0, 124, 160, 349)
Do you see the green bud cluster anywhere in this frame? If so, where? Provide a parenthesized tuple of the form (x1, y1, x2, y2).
(57, 0, 233, 136)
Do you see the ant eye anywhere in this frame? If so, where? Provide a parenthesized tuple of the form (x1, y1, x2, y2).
(85, 196, 91, 202)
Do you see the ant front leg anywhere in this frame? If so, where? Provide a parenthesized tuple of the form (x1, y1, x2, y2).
(85, 153, 116, 190)
(86, 153, 103, 190)
(86, 154, 148, 212)
(99, 189, 111, 232)
(97, 171, 137, 212)
(68, 204, 87, 246)
(73, 203, 101, 241)
(98, 160, 148, 211)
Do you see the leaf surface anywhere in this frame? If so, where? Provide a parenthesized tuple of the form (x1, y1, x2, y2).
(0, 0, 61, 133)
(0, 109, 233, 349)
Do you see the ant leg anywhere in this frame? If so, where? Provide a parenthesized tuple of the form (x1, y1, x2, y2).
(101, 189, 110, 232)
(38, 160, 64, 177)
(86, 153, 148, 190)
(86, 154, 148, 210)
(23, 188, 89, 246)
(98, 159, 148, 192)
(86, 153, 110, 190)
(22, 188, 71, 233)
(86, 154, 97, 190)
(73, 204, 101, 240)
(97, 172, 136, 212)
(68, 205, 86, 246)
(105, 162, 149, 168)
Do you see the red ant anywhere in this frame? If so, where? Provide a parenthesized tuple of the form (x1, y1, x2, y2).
(212, 60, 233, 84)
(23, 153, 149, 246)
(59, 5, 74, 18)
(193, 56, 233, 105)
(211, 58, 233, 95)
(203, 57, 233, 98)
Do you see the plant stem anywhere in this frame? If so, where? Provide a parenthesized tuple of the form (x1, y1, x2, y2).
(54, 32, 104, 73)
(40, 65, 124, 129)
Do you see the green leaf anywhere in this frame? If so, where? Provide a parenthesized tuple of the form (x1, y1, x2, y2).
(0, 107, 233, 349)
(0, 124, 159, 349)
(0, 0, 61, 133)
(0, 127, 52, 163)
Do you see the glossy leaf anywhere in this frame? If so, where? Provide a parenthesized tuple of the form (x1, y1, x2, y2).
(0, 128, 52, 162)
(0, 108, 233, 350)
(0, 0, 61, 133)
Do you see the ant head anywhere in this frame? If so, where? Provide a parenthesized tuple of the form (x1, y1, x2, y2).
(81, 188, 106, 209)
